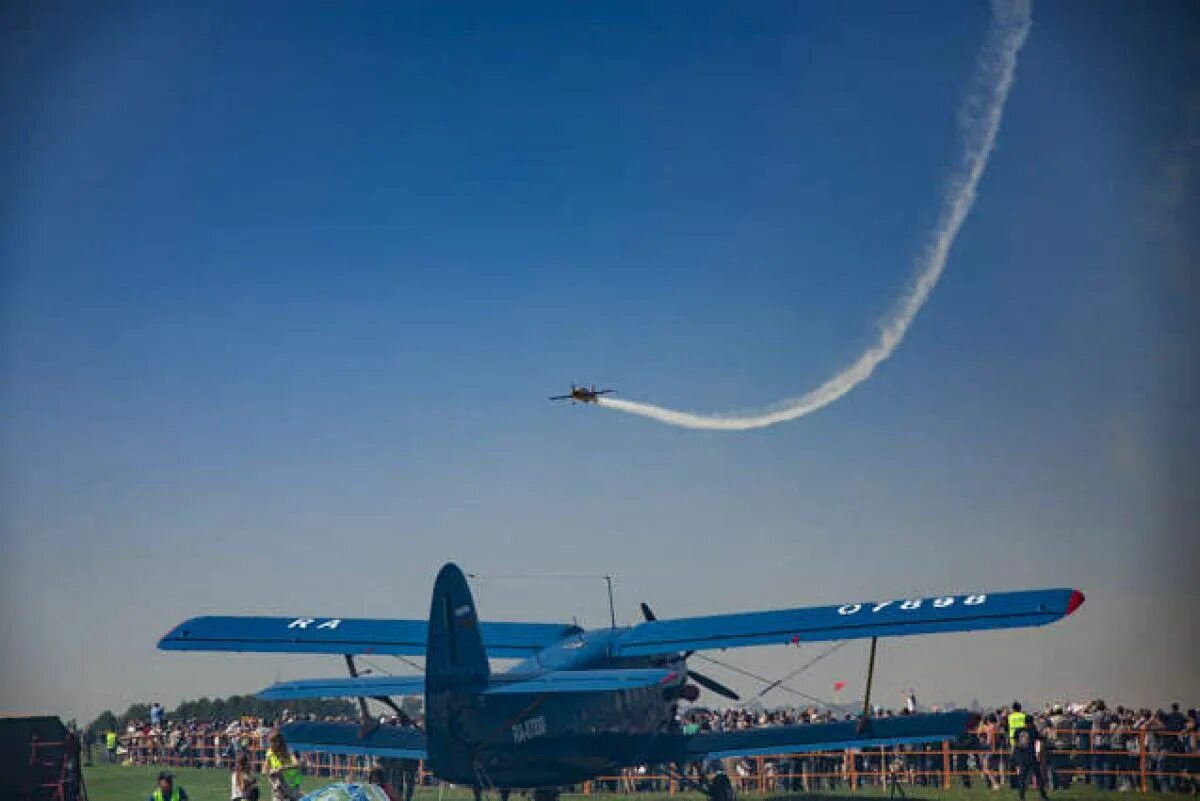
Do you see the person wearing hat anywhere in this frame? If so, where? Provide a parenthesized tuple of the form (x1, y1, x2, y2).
(148, 771, 189, 801)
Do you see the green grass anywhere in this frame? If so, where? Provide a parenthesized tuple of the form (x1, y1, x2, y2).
(83, 765, 1196, 801)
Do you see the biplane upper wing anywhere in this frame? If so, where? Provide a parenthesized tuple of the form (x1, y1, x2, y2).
(615, 588, 1083, 657)
(662, 711, 978, 761)
(158, 616, 580, 658)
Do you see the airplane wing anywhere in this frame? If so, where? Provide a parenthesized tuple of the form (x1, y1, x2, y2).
(258, 669, 677, 701)
(663, 711, 978, 761)
(258, 675, 425, 701)
(482, 668, 677, 695)
(158, 617, 580, 658)
(548, 395, 572, 401)
(615, 588, 1083, 657)
(282, 721, 426, 760)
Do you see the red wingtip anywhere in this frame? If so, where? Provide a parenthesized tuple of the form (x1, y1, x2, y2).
(1066, 589, 1085, 616)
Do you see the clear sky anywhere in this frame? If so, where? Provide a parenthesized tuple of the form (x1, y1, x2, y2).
(2, 1, 1197, 724)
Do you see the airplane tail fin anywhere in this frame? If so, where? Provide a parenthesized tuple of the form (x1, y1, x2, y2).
(426, 563, 490, 692)
(425, 563, 489, 781)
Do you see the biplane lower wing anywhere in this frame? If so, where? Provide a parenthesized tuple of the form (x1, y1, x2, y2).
(615, 588, 1083, 657)
(259, 669, 676, 701)
(281, 721, 426, 760)
(158, 616, 580, 658)
(258, 675, 425, 701)
(671, 711, 978, 761)
(481, 668, 677, 695)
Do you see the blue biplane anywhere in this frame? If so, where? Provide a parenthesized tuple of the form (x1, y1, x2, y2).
(159, 564, 1084, 801)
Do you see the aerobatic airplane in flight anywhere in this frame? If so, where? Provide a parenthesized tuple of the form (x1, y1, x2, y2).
(548, 384, 614, 404)
(159, 564, 1084, 801)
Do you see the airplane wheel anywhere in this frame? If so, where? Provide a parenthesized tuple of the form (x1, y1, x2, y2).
(708, 773, 734, 801)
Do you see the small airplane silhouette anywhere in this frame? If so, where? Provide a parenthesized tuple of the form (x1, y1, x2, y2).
(548, 384, 615, 404)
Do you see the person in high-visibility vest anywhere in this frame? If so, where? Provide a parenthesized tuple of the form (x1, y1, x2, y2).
(147, 770, 189, 801)
(1007, 702, 1029, 745)
(105, 730, 118, 763)
(263, 731, 302, 801)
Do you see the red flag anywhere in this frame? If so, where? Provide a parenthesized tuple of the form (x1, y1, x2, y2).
(834, 681, 846, 692)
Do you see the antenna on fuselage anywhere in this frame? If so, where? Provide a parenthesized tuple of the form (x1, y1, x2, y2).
(603, 575, 617, 629)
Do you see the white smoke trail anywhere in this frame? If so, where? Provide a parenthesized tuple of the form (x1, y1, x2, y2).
(597, 0, 1032, 431)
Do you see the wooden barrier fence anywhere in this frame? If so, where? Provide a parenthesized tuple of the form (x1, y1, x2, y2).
(108, 729, 1198, 794)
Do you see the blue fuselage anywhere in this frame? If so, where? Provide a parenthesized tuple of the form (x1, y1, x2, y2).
(427, 627, 687, 787)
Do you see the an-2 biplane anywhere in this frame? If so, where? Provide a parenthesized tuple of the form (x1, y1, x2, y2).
(159, 564, 1084, 801)
(548, 384, 614, 404)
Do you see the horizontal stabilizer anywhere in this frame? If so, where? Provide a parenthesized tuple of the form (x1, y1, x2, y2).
(258, 675, 424, 701)
(676, 711, 978, 760)
(482, 668, 677, 695)
(282, 721, 425, 760)
(158, 616, 580, 658)
(616, 588, 1083, 657)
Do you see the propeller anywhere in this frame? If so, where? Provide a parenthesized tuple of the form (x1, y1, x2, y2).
(640, 602, 740, 701)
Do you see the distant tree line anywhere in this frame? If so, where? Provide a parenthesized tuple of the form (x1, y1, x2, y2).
(87, 694, 357, 732)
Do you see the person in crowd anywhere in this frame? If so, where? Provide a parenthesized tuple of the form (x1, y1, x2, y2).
(977, 714, 1001, 790)
(263, 730, 303, 801)
(1008, 702, 1028, 745)
(82, 724, 94, 767)
(1013, 720, 1048, 801)
(105, 728, 118, 764)
(148, 771, 189, 801)
(231, 750, 259, 801)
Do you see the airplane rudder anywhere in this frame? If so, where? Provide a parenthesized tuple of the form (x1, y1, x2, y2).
(426, 562, 489, 691)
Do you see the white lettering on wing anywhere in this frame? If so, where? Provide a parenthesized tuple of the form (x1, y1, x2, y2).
(835, 594, 986, 616)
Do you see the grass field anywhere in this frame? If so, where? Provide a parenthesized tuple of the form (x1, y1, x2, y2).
(82, 765, 1197, 801)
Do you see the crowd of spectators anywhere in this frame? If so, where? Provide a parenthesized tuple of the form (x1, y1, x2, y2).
(93, 699, 1198, 794)
(670, 700, 1198, 794)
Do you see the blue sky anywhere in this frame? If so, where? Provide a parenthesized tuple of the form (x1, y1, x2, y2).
(2, 1, 1196, 723)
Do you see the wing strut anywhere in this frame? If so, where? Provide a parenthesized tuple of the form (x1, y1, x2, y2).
(858, 636, 879, 734)
(344, 655, 406, 731)
(344, 655, 372, 725)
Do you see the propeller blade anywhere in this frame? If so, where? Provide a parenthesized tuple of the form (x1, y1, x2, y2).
(641, 602, 736, 699)
(687, 669, 740, 701)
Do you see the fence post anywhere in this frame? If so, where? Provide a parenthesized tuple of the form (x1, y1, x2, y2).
(942, 740, 951, 790)
(1139, 731, 1148, 793)
(848, 748, 857, 791)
